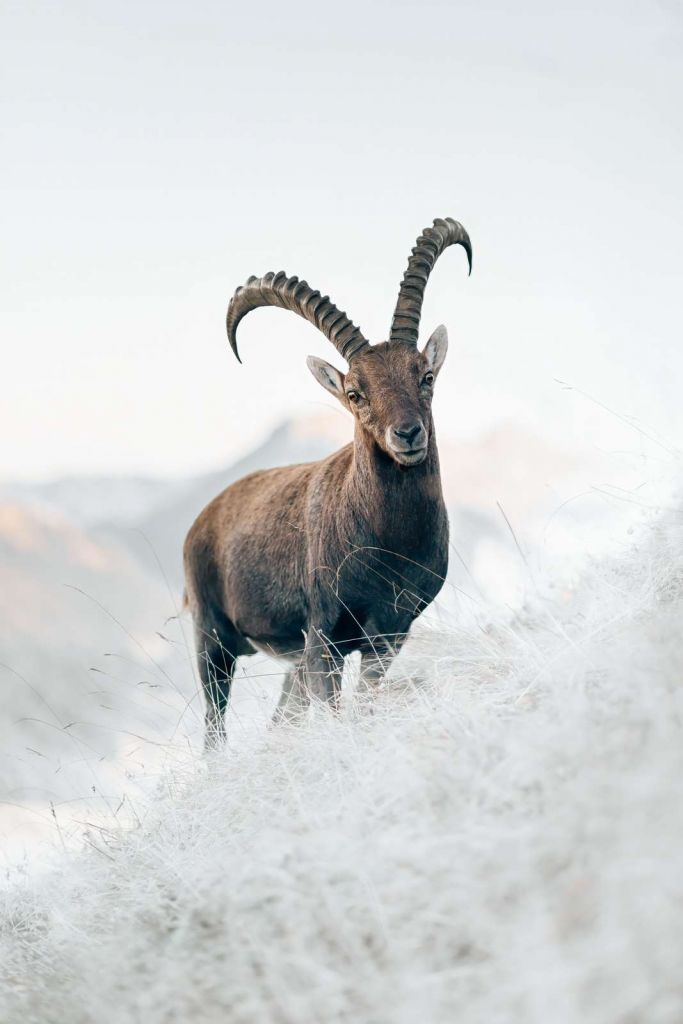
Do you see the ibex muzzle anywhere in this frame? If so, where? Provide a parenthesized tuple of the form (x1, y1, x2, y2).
(184, 217, 472, 746)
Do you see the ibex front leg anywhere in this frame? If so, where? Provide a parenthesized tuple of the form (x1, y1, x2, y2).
(297, 627, 343, 710)
(358, 631, 407, 693)
(272, 668, 309, 723)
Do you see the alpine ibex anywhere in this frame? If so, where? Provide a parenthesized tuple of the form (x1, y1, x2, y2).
(184, 217, 472, 743)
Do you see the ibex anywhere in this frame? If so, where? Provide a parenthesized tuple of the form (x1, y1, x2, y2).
(184, 217, 472, 743)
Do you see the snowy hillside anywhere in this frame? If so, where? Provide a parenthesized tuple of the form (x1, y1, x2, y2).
(2, 490, 682, 1023)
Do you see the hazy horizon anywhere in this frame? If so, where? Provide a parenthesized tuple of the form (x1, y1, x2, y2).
(3, 0, 682, 482)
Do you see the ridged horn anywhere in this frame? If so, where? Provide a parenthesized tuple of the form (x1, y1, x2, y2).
(390, 217, 472, 347)
(226, 271, 369, 363)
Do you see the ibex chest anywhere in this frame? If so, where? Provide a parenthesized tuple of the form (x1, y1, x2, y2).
(327, 498, 449, 622)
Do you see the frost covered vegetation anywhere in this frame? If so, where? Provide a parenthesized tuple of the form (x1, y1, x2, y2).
(2, 500, 683, 1024)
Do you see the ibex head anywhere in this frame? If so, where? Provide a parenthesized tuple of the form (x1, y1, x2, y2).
(226, 217, 472, 468)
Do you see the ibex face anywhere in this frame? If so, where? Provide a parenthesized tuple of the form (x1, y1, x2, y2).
(306, 328, 448, 466)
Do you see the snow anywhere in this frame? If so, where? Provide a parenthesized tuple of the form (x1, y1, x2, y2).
(2, 487, 683, 1023)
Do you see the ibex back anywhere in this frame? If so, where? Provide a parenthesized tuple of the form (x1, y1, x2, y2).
(184, 217, 472, 745)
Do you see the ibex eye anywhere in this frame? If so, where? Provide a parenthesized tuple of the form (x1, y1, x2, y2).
(422, 372, 435, 387)
(347, 391, 360, 404)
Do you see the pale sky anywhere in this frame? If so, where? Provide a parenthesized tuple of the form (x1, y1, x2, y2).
(2, 0, 682, 481)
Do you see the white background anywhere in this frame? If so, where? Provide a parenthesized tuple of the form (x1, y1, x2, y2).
(2, 0, 682, 481)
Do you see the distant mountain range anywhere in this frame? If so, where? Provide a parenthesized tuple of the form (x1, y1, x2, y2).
(0, 412, 586, 587)
(1, 474, 177, 529)
(0, 412, 604, 802)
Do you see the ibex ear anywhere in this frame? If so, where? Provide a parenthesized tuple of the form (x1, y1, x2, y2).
(306, 355, 345, 399)
(422, 325, 448, 376)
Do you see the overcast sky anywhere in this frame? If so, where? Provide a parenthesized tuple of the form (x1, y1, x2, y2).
(2, 0, 682, 481)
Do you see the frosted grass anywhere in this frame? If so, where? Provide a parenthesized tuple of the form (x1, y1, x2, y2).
(2, 503, 683, 1023)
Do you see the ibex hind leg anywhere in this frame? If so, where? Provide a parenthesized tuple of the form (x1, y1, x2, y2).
(193, 610, 248, 750)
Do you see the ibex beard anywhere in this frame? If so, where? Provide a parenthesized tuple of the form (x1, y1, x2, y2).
(183, 217, 472, 747)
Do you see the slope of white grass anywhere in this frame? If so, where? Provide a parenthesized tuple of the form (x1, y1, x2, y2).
(2, 501, 683, 1023)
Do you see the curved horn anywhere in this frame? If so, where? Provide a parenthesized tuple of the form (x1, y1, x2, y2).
(226, 271, 369, 364)
(390, 217, 472, 347)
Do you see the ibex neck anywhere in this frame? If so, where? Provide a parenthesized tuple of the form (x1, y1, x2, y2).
(348, 423, 446, 548)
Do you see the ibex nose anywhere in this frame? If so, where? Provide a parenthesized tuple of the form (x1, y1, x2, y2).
(393, 422, 423, 446)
